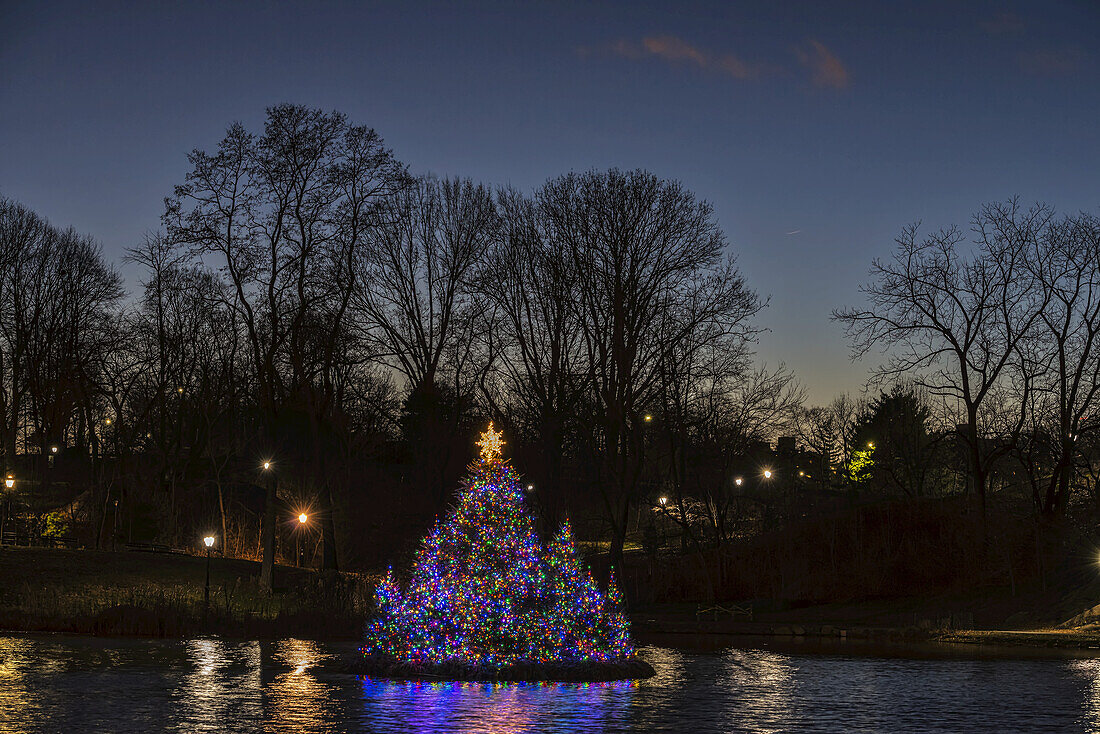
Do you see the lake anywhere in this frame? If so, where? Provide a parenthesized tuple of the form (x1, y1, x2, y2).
(3, 633, 1100, 732)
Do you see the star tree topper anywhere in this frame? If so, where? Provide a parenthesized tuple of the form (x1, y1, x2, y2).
(477, 422, 506, 463)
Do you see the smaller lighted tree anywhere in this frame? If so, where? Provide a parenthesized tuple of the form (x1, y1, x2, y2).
(362, 423, 635, 670)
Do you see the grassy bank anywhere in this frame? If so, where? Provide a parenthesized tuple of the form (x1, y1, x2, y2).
(0, 547, 376, 638)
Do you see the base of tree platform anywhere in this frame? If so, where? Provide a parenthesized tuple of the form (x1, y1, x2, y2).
(345, 654, 656, 682)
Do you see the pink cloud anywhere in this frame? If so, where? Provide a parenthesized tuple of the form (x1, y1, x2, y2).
(795, 40, 849, 89)
(598, 34, 764, 81)
(1019, 48, 1085, 75)
(642, 35, 709, 68)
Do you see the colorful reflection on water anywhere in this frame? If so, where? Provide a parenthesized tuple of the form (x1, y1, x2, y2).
(360, 677, 635, 733)
(4, 635, 1100, 732)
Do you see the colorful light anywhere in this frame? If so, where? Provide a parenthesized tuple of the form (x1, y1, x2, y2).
(362, 425, 635, 669)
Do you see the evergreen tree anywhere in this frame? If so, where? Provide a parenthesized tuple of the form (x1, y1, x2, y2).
(362, 423, 635, 668)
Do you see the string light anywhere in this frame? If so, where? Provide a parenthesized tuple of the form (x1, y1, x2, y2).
(362, 425, 634, 669)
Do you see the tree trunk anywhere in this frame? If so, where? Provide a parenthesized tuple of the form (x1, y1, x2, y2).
(259, 474, 277, 591)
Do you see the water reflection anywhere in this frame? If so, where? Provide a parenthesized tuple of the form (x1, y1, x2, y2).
(4, 634, 1100, 732)
(1071, 658, 1100, 732)
(721, 648, 796, 733)
(0, 636, 41, 734)
(175, 638, 263, 731)
(267, 639, 344, 732)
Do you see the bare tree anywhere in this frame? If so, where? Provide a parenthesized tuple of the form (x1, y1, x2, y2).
(479, 187, 586, 517)
(835, 200, 1052, 515)
(539, 169, 763, 568)
(352, 176, 497, 500)
(1021, 210, 1100, 516)
(166, 104, 405, 585)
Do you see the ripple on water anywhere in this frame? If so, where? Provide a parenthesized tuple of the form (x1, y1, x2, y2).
(2, 636, 1100, 732)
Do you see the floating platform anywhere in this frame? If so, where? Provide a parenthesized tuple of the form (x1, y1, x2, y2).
(346, 653, 656, 682)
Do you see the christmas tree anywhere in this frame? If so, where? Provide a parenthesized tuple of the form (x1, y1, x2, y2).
(362, 423, 635, 670)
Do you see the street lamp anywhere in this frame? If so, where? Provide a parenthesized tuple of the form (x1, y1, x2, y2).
(658, 496, 668, 507)
(734, 477, 743, 487)
(203, 535, 215, 609)
(763, 469, 773, 479)
(644, 414, 653, 423)
(262, 460, 272, 471)
(1, 475, 13, 547)
(295, 512, 309, 567)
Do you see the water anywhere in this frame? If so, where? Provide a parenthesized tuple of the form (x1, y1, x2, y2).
(4, 633, 1100, 732)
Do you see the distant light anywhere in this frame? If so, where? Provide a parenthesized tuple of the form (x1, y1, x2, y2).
(105, 418, 112, 425)
(658, 496, 668, 506)
(799, 470, 805, 477)
(527, 484, 534, 491)
(4, 475, 14, 490)
(763, 469, 773, 479)
(298, 513, 308, 525)
(867, 441, 875, 449)
(262, 461, 272, 471)
(734, 477, 743, 486)
(203, 535, 215, 548)
(177, 387, 184, 394)
(50, 446, 58, 454)
(644, 414, 653, 423)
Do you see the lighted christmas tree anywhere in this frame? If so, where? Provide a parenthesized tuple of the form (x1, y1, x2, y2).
(361, 423, 637, 674)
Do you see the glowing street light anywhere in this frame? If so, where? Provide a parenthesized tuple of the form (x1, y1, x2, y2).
(734, 477, 743, 486)
(298, 513, 308, 525)
(658, 496, 668, 507)
(262, 460, 272, 471)
(644, 414, 653, 423)
(4, 475, 13, 490)
(867, 441, 875, 449)
(763, 469, 773, 479)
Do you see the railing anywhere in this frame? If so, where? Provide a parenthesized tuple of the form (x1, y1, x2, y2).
(696, 602, 753, 621)
(0, 531, 80, 549)
(124, 542, 188, 555)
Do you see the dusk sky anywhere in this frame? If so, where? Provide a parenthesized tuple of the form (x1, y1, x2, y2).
(2, 0, 1098, 404)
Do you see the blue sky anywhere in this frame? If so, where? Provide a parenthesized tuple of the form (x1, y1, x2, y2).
(2, 0, 1098, 403)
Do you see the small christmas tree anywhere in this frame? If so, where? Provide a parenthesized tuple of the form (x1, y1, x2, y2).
(362, 423, 635, 671)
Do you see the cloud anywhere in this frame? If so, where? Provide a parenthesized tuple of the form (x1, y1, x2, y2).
(794, 40, 849, 89)
(1018, 47, 1086, 75)
(981, 12, 1025, 35)
(642, 35, 708, 68)
(595, 34, 766, 81)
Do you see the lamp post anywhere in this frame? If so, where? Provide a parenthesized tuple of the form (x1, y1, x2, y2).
(1, 475, 13, 547)
(259, 460, 276, 591)
(203, 535, 215, 609)
(296, 512, 308, 567)
(763, 469, 773, 480)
